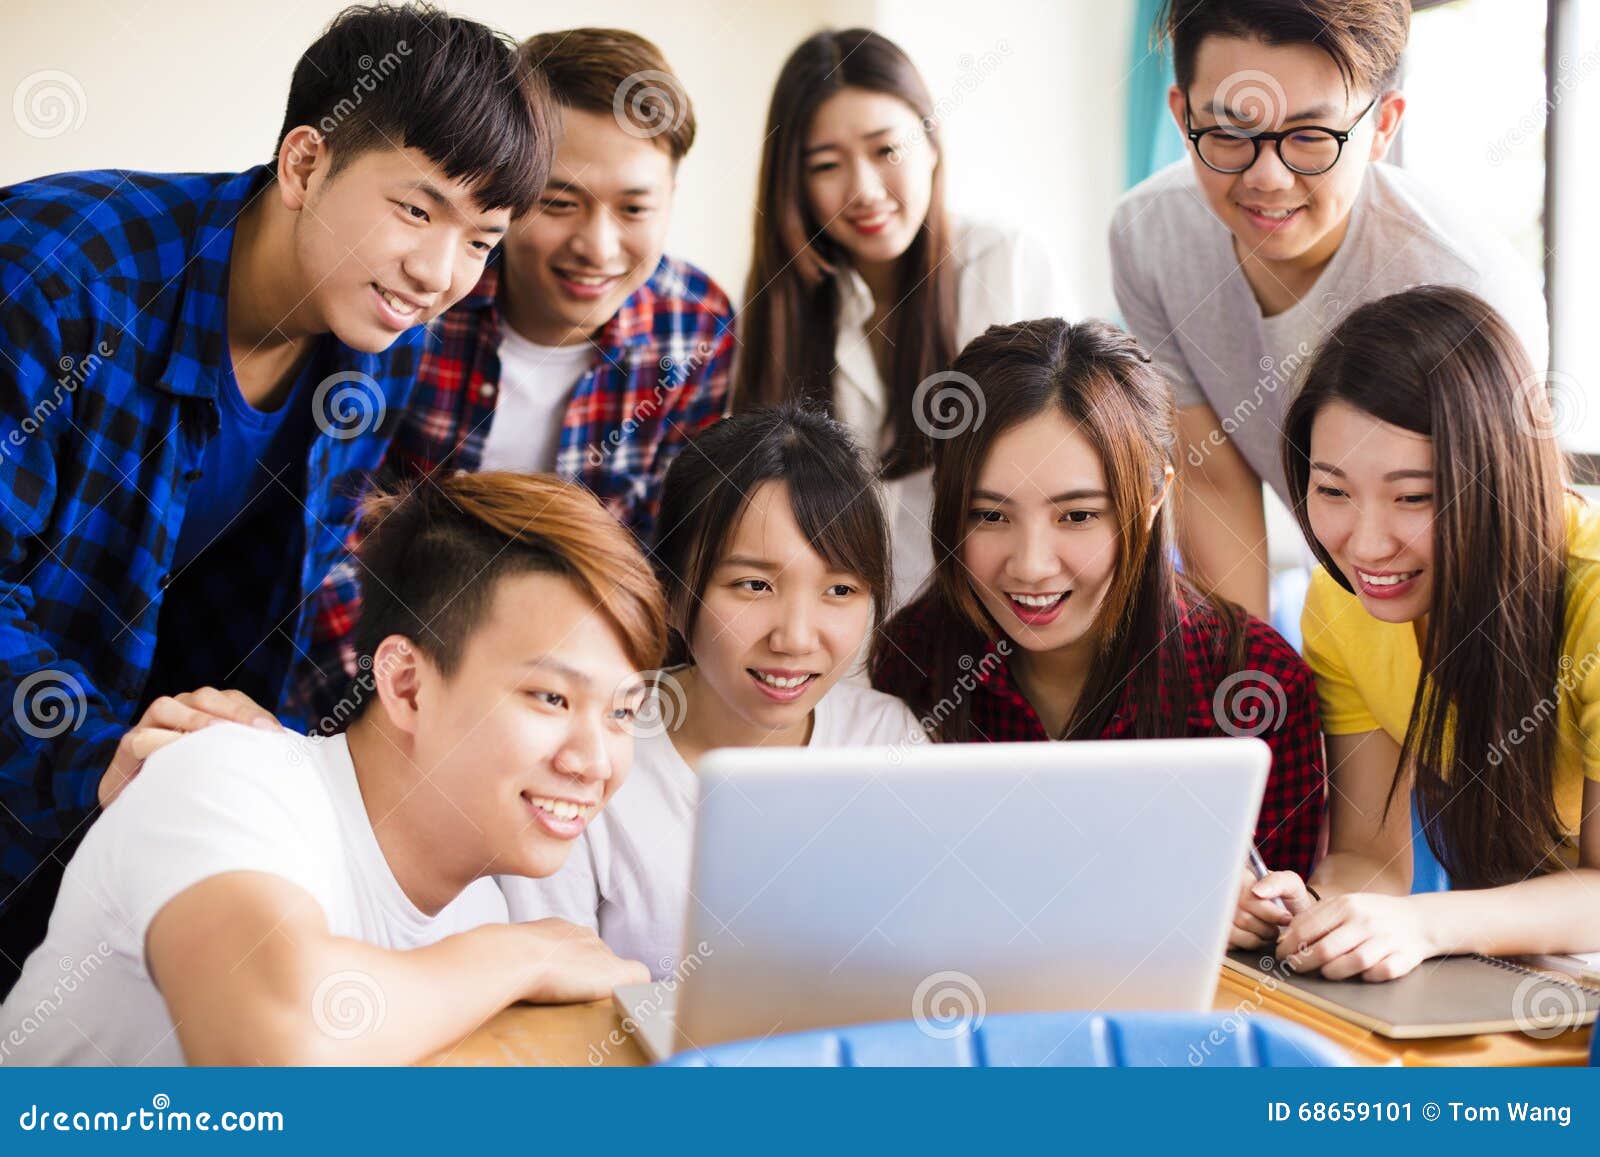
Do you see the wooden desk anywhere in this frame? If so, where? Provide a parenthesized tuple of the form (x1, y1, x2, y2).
(426, 971, 1593, 1067)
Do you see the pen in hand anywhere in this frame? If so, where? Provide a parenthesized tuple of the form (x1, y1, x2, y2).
(1247, 843, 1299, 965)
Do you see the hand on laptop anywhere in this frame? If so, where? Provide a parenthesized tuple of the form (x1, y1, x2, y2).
(515, 918, 650, 1004)
(1229, 868, 1316, 950)
(99, 686, 283, 808)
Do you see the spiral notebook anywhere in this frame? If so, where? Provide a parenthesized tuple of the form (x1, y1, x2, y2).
(1223, 949, 1600, 1039)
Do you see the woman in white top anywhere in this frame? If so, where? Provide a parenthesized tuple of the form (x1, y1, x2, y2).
(500, 406, 925, 978)
(734, 27, 1074, 609)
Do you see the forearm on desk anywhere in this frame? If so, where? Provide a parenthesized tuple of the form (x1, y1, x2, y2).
(1411, 869, 1600, 958)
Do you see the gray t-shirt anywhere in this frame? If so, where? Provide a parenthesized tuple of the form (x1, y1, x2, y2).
(1110, 160, 1550, 500)
(498, 676, 925, 980)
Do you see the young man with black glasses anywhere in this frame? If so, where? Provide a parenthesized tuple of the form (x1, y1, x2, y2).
(1110, 0, 1549, 617)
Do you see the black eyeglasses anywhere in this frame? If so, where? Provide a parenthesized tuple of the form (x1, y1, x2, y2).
(1184, 96, 1378, 176)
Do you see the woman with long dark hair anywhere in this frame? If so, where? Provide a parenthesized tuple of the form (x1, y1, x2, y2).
(870, 317, 1326, 880)
(735, 28, 1074, 609)
(501, 405, 924, 979)
(1239, 285, 1600, 980)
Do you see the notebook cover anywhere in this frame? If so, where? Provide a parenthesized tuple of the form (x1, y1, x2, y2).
(1224, 950, 1600, 1039)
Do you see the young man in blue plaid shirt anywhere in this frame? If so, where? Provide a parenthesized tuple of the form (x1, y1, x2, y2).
(0, 4, 554, 991)
(294, 28, 734, 728)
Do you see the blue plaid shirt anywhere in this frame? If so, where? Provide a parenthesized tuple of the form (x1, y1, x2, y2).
(0, 167, 424, 900)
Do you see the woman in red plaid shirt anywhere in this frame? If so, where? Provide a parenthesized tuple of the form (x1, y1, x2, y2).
(870, 317, 1326, 882)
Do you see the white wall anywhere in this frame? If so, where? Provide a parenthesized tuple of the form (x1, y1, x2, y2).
(876, 0, 1133, 319)
(1, 0, 1131, 314)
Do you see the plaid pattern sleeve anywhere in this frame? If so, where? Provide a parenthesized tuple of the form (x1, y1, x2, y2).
(1194, 608, 1327, 880)
(0, 166, 422, 899)
(0, 261, 128, 863)
(290, 254, 735, 728)
(873, 594, 1327, 877)
(563, 256, 735, 544)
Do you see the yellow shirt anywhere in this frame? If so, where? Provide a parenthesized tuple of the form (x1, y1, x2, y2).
(1301, 494, 1600, 844)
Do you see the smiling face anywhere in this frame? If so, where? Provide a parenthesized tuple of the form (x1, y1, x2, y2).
(803, 86, 937, 274)
(1169, 35, 1401, 274)
(499, 107, 676, 346)
(405, 569, 648, 879)
(959, 408, 1124, 656)
(290, 139, 509, 352)
(1306, 399, 1436, 623)
(685, 481, 873, 742)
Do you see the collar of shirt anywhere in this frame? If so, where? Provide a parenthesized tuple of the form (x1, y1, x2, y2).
(160, 164, 275, 399)
(461, 255, 669, 362)
(831, 265, 888, 450)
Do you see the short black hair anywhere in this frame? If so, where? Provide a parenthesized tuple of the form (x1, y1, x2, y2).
(651, 404, 893, 664)
(276, 3, 555, 214)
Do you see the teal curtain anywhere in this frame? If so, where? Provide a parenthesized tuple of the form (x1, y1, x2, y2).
(1125, 0, 1186, 189)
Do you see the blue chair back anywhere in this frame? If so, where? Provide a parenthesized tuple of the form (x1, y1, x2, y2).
(1410, 789, 1451, 894)
(658, 1010, 1350, 1067)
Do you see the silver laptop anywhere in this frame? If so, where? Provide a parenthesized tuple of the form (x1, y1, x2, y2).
(616, 737, 1270, 1062)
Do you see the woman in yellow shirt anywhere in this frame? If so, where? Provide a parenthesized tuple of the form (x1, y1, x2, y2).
(1234, 285, 1600, 980)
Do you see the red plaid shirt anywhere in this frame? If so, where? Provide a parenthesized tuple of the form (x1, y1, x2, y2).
(871, 594, 1326, 878)
(290, 255, 733, 726)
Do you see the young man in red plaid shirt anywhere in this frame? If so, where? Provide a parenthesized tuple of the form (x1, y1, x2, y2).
(294, 29, 734, 727)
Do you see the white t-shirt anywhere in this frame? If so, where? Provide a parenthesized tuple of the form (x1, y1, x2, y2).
(0, 724, 506, 1066)
(478, 322, 595, 474)
(499, 676, 926, 980)
(833, 218, 1079, 611)
(1110, 160, 1550, 501)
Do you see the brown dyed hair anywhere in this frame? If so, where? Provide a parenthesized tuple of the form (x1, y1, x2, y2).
(733, 28, 958, 480)
(353, 471, 667, 679)
(1159, 0, 1410, 98)
(1283, 286, 1569, 889)
(872, 317, 1243, 742)
(520, 28, 696, 160)
(652, 404, 892, 667)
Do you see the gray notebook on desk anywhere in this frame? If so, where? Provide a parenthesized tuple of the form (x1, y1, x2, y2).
(1224, 949, 1600, 1039)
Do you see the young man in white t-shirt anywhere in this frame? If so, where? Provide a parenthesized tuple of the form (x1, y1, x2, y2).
(0, 473, 665, 1065)
(1110, 0, 1549, 617)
